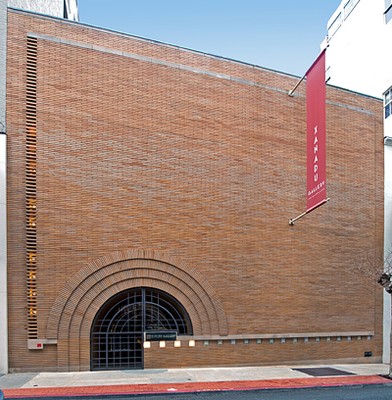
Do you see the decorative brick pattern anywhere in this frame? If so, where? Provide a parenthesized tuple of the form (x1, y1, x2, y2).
(25, 36, 38, 339)
(45, 250, 228, 370)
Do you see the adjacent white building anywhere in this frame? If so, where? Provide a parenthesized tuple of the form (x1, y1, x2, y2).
(323, 0, 392, 364)
(8, 0, 79, 20)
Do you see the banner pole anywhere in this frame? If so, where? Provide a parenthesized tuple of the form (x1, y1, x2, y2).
(288, 75, 305, 97)
(288, 49, 327, 97)
(289, 210, 307, 225)
(289, 198, 330, 226)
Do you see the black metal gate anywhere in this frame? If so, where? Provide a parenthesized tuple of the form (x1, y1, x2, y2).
(90, 287, 192, 370)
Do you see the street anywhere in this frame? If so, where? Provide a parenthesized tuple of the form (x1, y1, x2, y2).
(5, 384, 392, 400)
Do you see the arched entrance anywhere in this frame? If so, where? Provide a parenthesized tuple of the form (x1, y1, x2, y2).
(90, 287, 193, 370)
(46, 250, 228, 371)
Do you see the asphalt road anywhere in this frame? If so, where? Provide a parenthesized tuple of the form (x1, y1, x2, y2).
(4, 384, 392, 400)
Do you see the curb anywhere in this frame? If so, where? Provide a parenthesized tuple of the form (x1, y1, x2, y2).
(2, 375, 391, 398)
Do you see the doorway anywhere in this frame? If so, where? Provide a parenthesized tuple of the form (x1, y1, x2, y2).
(90, 287, 192, 370)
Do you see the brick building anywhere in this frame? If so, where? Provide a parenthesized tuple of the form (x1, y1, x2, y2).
(2, 8, 385, 372)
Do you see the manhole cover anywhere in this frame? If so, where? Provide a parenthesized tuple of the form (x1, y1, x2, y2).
(292, 367, 356, 377)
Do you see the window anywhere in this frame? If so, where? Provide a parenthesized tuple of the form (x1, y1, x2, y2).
(327, 13, 342, 37)
(384, 88, 392, 119)
(385, 0, 392, 23)
(325, 66, 331, 83)
(385, 8, 392, 23)
(344, 0, 359, 19)
(90, 287, 193, 370)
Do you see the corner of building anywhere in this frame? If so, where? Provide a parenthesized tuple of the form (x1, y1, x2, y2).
(0, 0, 8, 375)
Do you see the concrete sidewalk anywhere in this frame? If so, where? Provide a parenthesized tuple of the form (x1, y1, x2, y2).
(0, 363, 391, 398)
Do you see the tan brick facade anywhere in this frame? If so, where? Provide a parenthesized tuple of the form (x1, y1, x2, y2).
(6, 9, 384, 372)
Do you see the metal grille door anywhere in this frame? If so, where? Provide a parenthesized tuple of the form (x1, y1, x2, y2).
(91, 287, 192, 370)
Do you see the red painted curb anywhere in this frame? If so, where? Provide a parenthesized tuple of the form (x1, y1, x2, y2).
(2, 375, 391, 398)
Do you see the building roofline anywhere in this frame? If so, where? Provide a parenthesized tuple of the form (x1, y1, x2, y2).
(7, 7, 384, 103)
(8, 7, 301, 79)
(326, 81, 382, 101)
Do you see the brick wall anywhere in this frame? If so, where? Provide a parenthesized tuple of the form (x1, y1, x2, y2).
(144, 338, 379, 369)
(6, 9, 384, 371)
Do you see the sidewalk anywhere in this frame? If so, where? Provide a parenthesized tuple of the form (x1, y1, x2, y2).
(1, 363, 391, 398)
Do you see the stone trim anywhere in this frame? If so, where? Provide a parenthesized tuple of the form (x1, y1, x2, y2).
(181, 332, 374, 341)
(27, 31, 377, 116)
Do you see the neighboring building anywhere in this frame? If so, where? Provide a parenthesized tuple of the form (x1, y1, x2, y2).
(8, 0, 79, 20)
(323, 0, 391, 98)
(323, 0, 392, 364)
(1, 6, 385, 373)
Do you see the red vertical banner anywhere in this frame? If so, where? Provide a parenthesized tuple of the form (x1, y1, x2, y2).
(306, 50, 327, 212)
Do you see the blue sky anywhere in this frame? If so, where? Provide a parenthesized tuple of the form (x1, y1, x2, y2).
(78, 1, 341, 77)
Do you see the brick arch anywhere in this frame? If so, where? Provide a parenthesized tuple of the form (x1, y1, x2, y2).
(46, 249, 228, 371)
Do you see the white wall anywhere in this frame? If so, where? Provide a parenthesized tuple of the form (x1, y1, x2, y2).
(386, 144, 392, 213)
(8, 0, 79, 21)
(385, 144, 392, 363)
(326, 0, 388, 97)
(8, 0, 63, 17)
(325, 0, 392, 364)
(0, 0, 8, 375)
